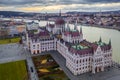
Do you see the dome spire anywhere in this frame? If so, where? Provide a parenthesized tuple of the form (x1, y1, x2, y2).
(109, 39, 111, 45)
(74, 20, 78, 30)
(99, 36, 102, 42)
(80, 26, 82, 34)
(66, 20, 70, 31)
(59, 9, 61, 17)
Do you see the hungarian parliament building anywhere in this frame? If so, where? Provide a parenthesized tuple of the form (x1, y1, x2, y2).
(25, 17, 112, 75)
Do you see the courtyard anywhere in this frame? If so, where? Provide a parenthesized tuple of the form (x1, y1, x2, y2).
(32, 54, 70, 80)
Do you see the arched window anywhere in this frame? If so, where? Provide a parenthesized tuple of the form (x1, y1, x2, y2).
(80, 60, 81, 63)
(37, 44, 39, 48)
(89, 58, 91, 61)
(83, 59, 84, 62)
(77, 60, 78, 64)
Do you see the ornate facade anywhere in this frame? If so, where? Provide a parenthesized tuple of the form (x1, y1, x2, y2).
(25, 18, 112, 75)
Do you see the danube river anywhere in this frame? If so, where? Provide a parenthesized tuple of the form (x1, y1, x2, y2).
(2, 18, 120, 62)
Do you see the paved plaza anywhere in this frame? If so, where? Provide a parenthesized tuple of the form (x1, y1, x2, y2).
(0, 43, 27, 63)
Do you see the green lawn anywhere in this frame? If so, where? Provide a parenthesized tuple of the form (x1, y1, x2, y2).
(0, 37, 21, 44)
(0, 60, 28, 80)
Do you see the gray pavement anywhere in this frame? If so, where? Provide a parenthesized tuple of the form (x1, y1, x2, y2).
(25, 49, 39, 80)
(26, 57, 39, 80)
(0, 43, 27, 63)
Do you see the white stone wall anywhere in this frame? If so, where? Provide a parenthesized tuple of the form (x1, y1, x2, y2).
(66, 52, 92, 75)
(103, 49, 112, 67)
(29, 38, 56, 54)
(57, 40, 68, 59)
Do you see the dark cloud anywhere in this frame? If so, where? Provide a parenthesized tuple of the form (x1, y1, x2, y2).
(0, 0, 120, 12)
(85, 0, 120, 3)
(0, 0, 120, 6)
(0, 0, 35, 6)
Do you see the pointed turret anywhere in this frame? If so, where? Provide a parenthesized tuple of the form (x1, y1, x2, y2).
(80, 26, 82, 34)
(99, 36, 102, 42)
(46, 21, 49, 26)
(67, 25, 70, 32)
(74, 20, 78, 30)
(66, 20, 70, 31)
(109, 39, 111, 45)
(59, 9, 61, 17)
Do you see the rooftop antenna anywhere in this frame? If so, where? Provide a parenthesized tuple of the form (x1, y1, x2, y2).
(99, 9, 102, 16)
(99, 36, 102, 42)
(66, 20, 70, 31)
(109, 39, 111, 45)
(80, 26, 82, 34)
(59, 9, 61, 17)
(74, 20, 77, 29)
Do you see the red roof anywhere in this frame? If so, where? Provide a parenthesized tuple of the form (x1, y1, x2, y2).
(55, 18, 65, 25)
(64, 31, 80, 37)
(71, 31, 80, 37)
(29, 30, 50, 39)
(100, 45, 111, 51)
(38, 31, 49, 37)
(48, 24, 55, 28)
(64, 31, 71, 36)
(69, 47, 93, 55)
(90, 43, 98, 51)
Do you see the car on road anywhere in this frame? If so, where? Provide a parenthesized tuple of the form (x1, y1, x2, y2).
(30, 67, 34, 72)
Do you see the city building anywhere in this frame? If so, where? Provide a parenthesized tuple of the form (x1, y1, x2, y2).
(25, 17, 112, 75)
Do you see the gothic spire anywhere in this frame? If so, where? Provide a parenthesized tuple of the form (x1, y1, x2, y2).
(109, 39, 111, 45)
(74, 20, 78, 30)
(99, 36, 102, 42)
(47, 21, 49, 26)
(59, 9, 61, 17)
(66, 20, 70, 31)
(80, 26, 82, 34)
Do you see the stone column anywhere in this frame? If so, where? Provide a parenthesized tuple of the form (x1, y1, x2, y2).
(92, 67, 95, 74)
(97, 67, 99, 72)
(101, 66, 104, 71)
(35, 50, 37, 54)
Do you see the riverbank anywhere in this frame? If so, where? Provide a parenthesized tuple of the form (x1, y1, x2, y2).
(78, 23, 120, 31)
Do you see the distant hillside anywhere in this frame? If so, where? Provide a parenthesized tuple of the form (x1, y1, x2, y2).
(0, 11, 36, 17)
(0, 10, 120, 17)
(66, 10, 120, 15)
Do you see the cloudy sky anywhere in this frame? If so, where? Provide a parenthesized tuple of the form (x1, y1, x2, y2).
(0, 0, 120, 12)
